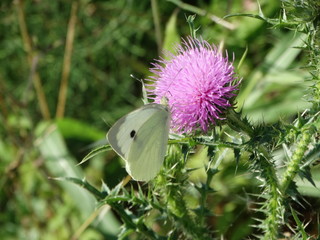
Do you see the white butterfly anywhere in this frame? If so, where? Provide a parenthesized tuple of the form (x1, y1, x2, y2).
(107, 103, 171, 181)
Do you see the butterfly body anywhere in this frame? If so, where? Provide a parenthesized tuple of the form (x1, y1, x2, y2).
(107, 103, 171, 181)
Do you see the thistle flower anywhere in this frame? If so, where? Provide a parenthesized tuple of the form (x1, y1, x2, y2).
(147, 37, 239, 134)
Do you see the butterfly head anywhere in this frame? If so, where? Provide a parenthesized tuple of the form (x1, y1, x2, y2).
(160, 96, 169, 106)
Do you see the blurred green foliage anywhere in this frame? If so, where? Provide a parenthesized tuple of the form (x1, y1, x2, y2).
(1, 0, 319, 239)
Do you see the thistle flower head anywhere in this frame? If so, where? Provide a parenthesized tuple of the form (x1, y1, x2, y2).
(147, 37, 239, 134)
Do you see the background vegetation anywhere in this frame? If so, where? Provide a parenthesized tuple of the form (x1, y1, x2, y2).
(0, 0, 319, 239)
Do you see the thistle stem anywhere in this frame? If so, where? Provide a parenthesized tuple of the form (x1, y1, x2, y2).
(280, 128, 312, 193)
(226, 109, 254, 137)
(166, 189, 211, 239)
(260, 157, 282, 240)
(227, 109, 282, 239)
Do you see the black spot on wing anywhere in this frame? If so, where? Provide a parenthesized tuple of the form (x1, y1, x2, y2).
(130, 130, 136, 139)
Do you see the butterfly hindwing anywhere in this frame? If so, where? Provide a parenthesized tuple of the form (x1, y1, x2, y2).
(126, 106, 170, 181)
(107, 104, 170, 181)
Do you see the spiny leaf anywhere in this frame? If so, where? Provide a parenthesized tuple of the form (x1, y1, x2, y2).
(51, 176, 105, 200)
(298, 166, 316, 187)
(234, 148, 241, 166)
(78, 145, 111, 165)
(290, 206, 309, 240)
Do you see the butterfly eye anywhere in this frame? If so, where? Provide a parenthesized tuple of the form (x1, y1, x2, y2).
(130, 130, 136, 138)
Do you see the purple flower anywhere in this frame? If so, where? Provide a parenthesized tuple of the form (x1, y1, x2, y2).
(147, 37, 239, 134)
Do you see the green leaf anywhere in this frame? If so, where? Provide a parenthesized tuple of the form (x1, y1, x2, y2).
(295, 167, 320, 197)
(35, 122, 120, 236)
(56, 117, 106, 141)
(298, 166, 316, 187)
(163, 9, 180, 52)
(290, 206, 309, 240)
(79, 144, 111, 165)
(52, 176, 107, 200)
(237, 32, 311, 123)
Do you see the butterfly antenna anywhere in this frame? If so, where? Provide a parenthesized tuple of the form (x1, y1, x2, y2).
(163, 67, 183, 98)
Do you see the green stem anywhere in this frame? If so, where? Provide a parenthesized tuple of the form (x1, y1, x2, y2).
(260, 156, 282, 240)
(226, 109, 282, 238)
(160, 146, 210, 239)
(151, 0, 162, 54)
(226, 109, 254, 137)
(111, 203, 158, 239)
(280, 128, 312, 193)
(186, 14, 197, 39)
(167, 189, 210, 240)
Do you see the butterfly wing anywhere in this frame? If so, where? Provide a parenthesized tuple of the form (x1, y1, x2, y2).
(107, 104, 170, 181)
(126, 105, 170, 181)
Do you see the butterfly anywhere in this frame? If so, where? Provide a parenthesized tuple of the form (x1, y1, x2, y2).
(107, 103, 171, 181)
